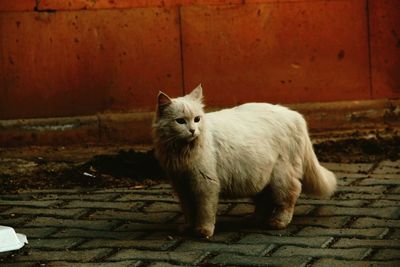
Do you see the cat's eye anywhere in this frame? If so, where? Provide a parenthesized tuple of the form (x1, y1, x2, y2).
(176, 118, 186, 124)
(194, 116, 201, 123)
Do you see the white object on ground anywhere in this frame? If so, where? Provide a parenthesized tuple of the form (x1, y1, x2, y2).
(0, 226, 28, 253)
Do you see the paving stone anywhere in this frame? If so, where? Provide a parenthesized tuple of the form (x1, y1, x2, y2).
(2, 207, 86, 218)
(64, 200, 144, 211)
(294, 205, 315, 216)
(210, 253, 311, 267)
(372, 248, 400, 260)
(392, 186, 400, 194)
(377, 160, 400, 168)
(149, 184, 172, 189)
(370, 173, 400, 179)
(335, 185, 387, 194)
(373, 163, 400, 174)
(272, 246, 370, 260)
(176, 240, 270, 256)
(115, 194, 177, 202)
(334, 172, 369, 179)
(25, 216, 117, 230)
(312, 258, 400, 267)
(389, 228, 400, 239)
(370, 199, 399, 207)
(297, 199, 368, 207)
(238, 233, 331, 247)
(12, 249, 111, 262)
(38, 193, 119, 201)
(109, 250, 208, 265)
(144, 202, 181, 213)
(115, 222, 177, 232)
(28, 238, 83, 249)
(333, 238, 400, 248)
(0, 200, 61, 207)
(242, 225, 300, 236)
(17, 189, 82, 194)
(79, 239, 177, 250)
(321, 163, 373, 173)
(14, 227, 58, 238)
(292, 216, 350, 228)
(148, 262, 184, 267)
(316, 206, 400, 219)
(335, 193, 384, 200)
(144, 202, 230, 215)
(0, 216, 30, 227)
(89, 210, 178, 223)
(45, 261, 142, 267)
(352, 217, 400, 228)
(296, 227, 388, 238)
(0, 264, 35, 267)
(359, 178, 400, 186)
(52, 228, 143, 239)
(337, 178, 362, 186)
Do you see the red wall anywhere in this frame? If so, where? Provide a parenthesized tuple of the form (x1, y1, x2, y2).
(0, 0, 399, 119)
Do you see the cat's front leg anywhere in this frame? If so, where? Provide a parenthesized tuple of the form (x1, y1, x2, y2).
(192, 178, 220, 238)
(172, 180, 196, 233)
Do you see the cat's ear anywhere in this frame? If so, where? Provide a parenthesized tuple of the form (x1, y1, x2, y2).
(157, 91, 172, 117)
(188, 84, 203, 101)
(157, 91, 172, 107)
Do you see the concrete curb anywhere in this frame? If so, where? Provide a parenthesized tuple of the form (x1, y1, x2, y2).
(1, 99, 399, 147)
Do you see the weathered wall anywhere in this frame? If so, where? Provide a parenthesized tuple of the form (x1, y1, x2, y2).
(0, 0, 399, 119)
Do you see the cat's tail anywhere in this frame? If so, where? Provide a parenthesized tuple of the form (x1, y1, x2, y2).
(302, 136, 337, 198)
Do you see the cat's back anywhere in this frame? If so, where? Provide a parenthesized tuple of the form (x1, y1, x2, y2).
(206, 102, 302, 129)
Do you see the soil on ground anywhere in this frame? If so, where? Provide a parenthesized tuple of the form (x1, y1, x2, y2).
(1, 137, 399, 193)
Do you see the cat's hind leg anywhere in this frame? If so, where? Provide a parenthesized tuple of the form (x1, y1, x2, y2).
(262, 164, 302, 229)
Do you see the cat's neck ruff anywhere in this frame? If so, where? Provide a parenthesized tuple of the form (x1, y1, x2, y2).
(154, 133, 205, 173)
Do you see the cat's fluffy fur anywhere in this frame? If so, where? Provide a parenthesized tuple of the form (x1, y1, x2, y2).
(152, 85, 336, 238)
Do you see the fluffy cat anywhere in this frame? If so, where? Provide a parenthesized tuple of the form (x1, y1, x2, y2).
(152, 85, 336, 238)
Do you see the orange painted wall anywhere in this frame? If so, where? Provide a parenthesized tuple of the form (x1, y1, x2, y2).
(0, 0, 399, 119)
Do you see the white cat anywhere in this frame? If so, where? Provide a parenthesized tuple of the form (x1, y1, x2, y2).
(152, 85, 336, 238)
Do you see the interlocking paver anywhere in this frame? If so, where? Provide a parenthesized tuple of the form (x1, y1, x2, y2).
(297, 199, 368, 207)
(28, 238, 84, 250)
(332, 238, 400, 248)
(238, 234, 331, 247)
(88, 210, 178, 223)
(372, 248, 400, 260)
(108, 250, 208, 265)
(272, 246, 370, 260)
(1, 207, 86, 218)
(12, 249, 111, 262)
(335, 185, 387, 194)
(176, 240, 270, 256)
(292, 215, 350, 228)
(312, 258, 400, 267)
(1, 157, 400, 267)
(0, 200, 61, 207)
(296, 227, 388, 238)
(210, 254, 311, 267)
(316, 206, 400, 219)
(46, 261, 142, 267)
(52, 228, 143, 239)
(79, 239, 177, 250)
(25, 216, 118, 230)
(64, 200, 144, 210)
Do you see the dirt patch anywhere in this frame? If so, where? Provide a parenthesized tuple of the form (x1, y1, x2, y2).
(1, 137, 399, 193)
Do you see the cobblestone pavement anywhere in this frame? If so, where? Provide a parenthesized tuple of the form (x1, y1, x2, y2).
(1, 160, 399, 267)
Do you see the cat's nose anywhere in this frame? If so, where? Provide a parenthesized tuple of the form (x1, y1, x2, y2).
(189, 129, 195, 135)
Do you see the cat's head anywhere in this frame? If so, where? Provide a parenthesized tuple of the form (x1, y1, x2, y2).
(154, 85, 205, 143)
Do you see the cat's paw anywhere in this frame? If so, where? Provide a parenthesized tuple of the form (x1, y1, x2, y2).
(266, 218, 289, 230)
(195, 225, 215, 239)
